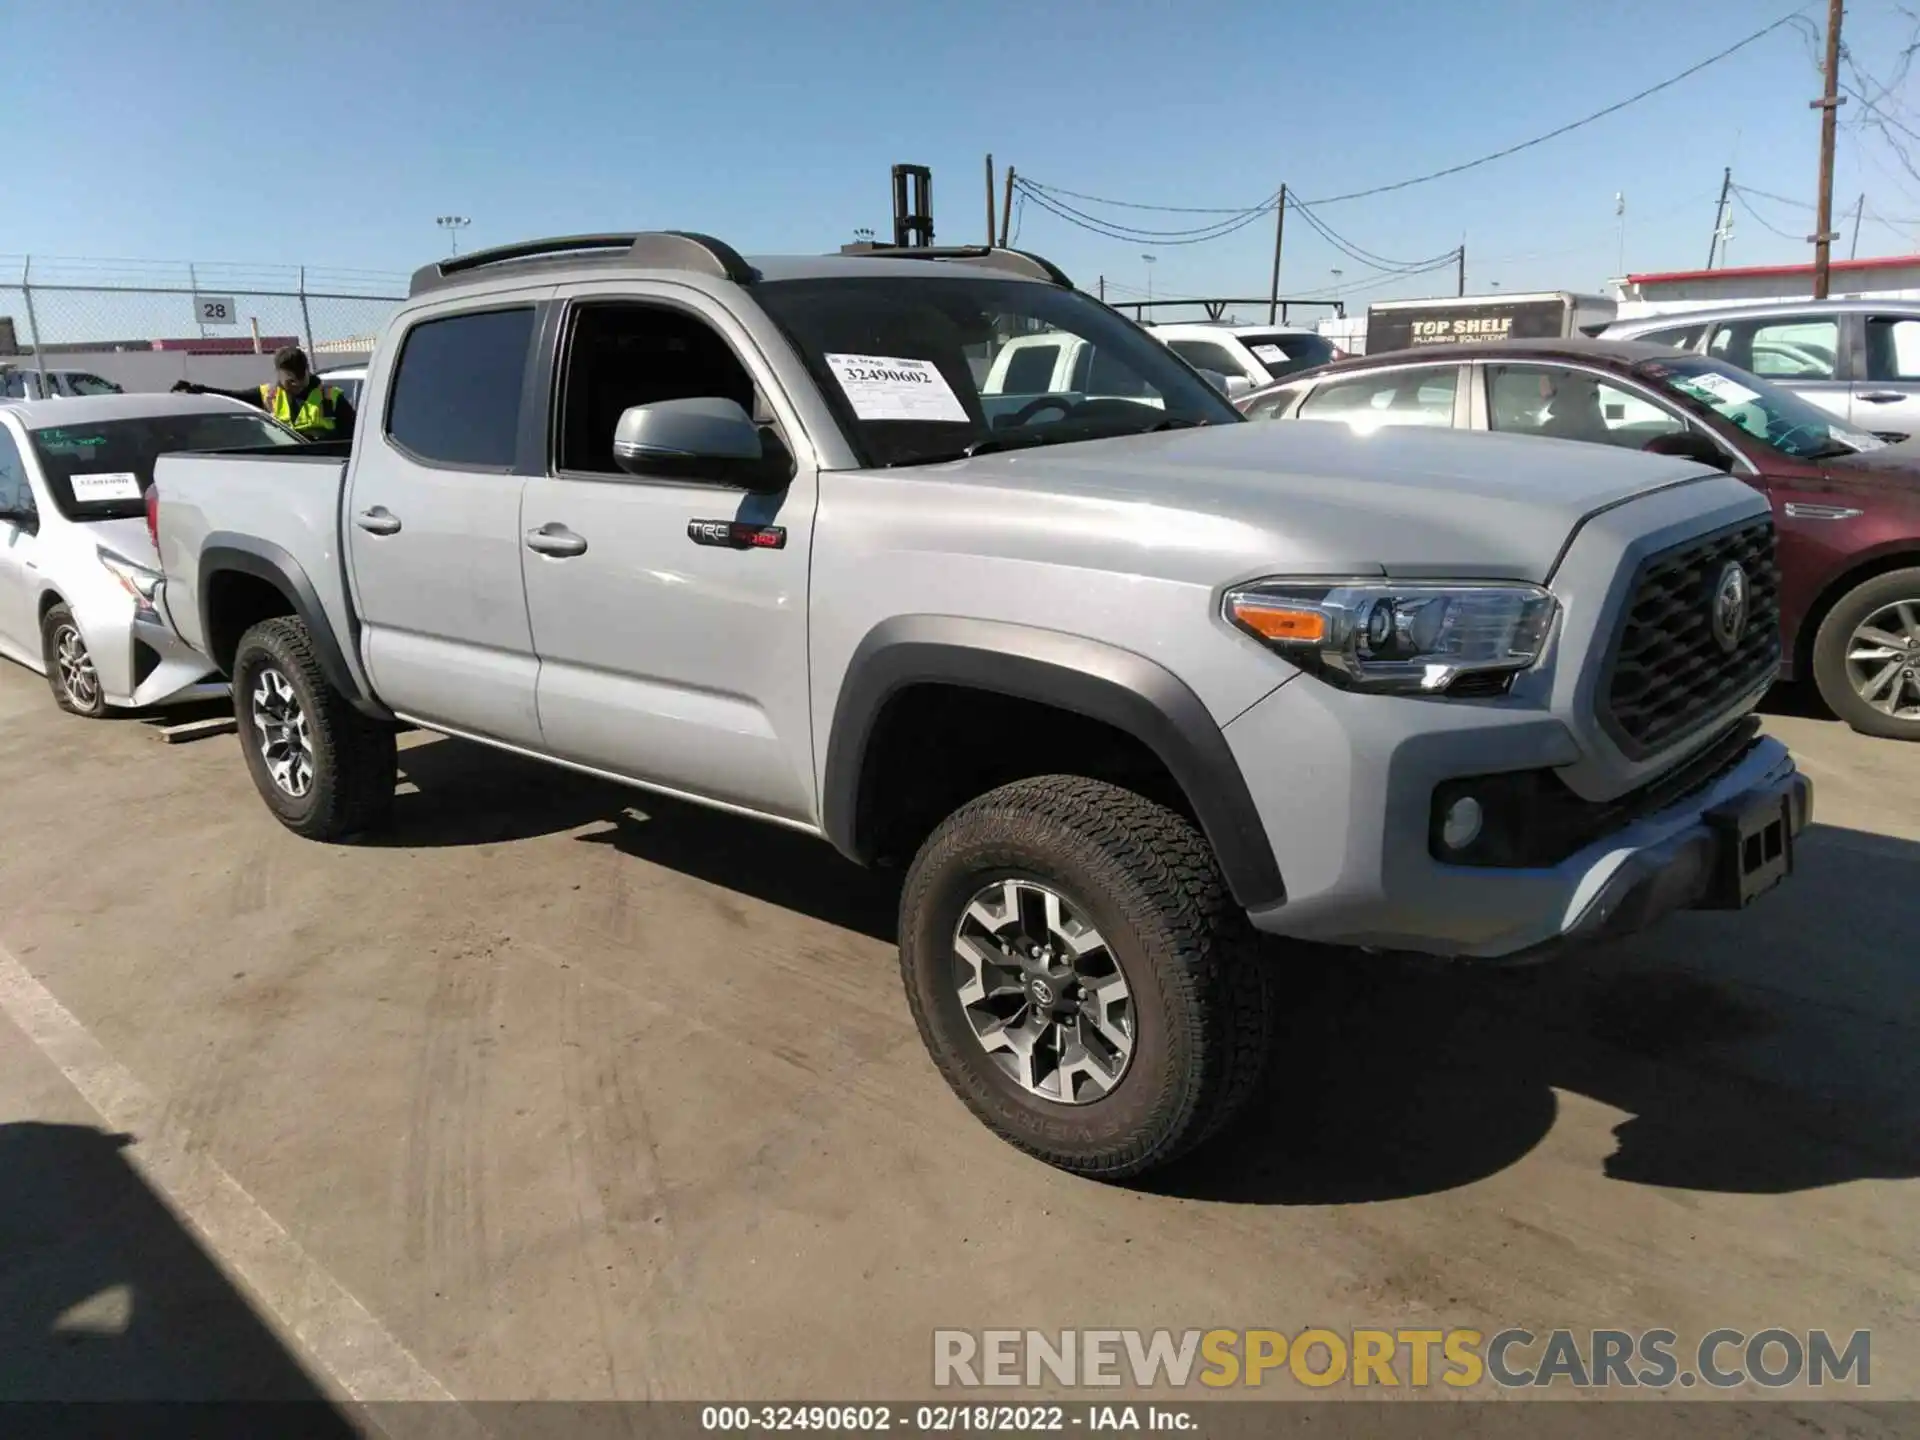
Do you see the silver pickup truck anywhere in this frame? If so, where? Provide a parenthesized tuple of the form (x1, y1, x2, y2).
(151, 232, 1809, 1178)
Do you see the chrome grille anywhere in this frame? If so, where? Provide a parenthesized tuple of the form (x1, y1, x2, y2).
(1600, 518, 1780, 758)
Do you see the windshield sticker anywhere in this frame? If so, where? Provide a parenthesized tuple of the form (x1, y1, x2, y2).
(1250, 344, 1287, 363)
(70, 472, 143, 502)
(825, 354, 969, 423)
(1672, 371, 1760, 407)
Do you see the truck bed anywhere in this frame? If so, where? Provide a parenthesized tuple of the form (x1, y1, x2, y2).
(152, 449, 355, 669)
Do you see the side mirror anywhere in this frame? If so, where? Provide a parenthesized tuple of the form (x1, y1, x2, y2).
(1222, 374, 1254, 399)
(0, 505, 37, 533)
(612, 397, 786, 489)
(1642, 429, 1734, 473)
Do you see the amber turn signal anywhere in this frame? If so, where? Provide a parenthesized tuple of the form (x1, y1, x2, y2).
(1227, 597, 1326, 644)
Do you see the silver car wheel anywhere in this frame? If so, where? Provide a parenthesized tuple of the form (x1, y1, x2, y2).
(52, 624, 100, 710)
(251, 666, 314, 798)
(1845, 599, 1920, 719)
(951, 877, 1135, 1104)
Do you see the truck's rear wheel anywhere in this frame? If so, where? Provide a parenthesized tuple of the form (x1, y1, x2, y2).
(231, 617, 395, 839)
(898, 775, 1274, 1179)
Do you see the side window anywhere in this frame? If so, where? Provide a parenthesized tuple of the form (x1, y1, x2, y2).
(1167, 339, 1244, 379)
(1866, 317, 1920, 381)
(556, 302, 763, 474)
(385, 306, 536, 468)
(998, 344, 1061, 395)
(1638, 323, 1705, 350)
(1487, 365, 1684, 450)
(0, 372, 22, 399)
(1707, 317, 1839, 380)
(0, 427, 36, 518)
(1296, 366, 1457, 430)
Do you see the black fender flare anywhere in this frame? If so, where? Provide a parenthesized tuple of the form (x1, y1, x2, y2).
(199, 535, 386, 718)
(820, 615, 1285, 910)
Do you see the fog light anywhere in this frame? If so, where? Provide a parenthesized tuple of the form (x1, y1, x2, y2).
(1441, 796, 1484, 851)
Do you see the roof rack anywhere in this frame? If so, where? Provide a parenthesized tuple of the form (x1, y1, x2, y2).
(834, 243, 1073, 288)
(408, 231, 759, 297)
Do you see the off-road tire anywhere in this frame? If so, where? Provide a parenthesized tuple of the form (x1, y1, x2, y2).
(231, 616, 395, 839)
(1810, 566, 1920, 741)
(41, 603, 109, 718)
(898, 775, 1275, 1179)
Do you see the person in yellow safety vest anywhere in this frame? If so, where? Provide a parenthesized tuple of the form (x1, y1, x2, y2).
(172, 345, 357, 440)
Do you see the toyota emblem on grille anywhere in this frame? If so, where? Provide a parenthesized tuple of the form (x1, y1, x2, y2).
(1710, 561, 1750, 654)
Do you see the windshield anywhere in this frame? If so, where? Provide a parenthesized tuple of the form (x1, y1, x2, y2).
(64, 373, 122, 396)
(29, 411, 303, 521)
(1236, 332, 1336, 378)
(1635, 354, 1884, 461)
(753, 275, 1241, 467)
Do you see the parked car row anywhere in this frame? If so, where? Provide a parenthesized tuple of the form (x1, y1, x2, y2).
(1236, 333, 1920, 742)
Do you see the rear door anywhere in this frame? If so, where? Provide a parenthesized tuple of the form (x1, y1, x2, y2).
(517, 287, 820, 823)
(1854, 313, 1920, 442)
(1705, 313, 1849, 420)
(344, 295, 549, 746)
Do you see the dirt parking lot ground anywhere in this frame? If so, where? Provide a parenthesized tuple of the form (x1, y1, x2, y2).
(0, 658, 1914, 1427)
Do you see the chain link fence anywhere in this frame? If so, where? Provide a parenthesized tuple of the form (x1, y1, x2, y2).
(1, 255, 407, 391)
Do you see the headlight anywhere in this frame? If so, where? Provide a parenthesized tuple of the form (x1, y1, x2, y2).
(1224, 578, 1557, 694)
(97, 548, 163, 621)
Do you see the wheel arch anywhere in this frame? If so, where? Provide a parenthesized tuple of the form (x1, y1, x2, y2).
(821, 616, 1286, 910)
(199, 536, 382, 717)
(1795, 545, 1920, 679)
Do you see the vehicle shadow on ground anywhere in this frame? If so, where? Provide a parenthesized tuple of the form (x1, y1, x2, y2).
(0, 1121, 356, 1424)
(1756, 678, 1835, 723)
(1157, 820, 1920, 1204)
(369, 735, 634, 849)
(354, 736, 1920, 1204)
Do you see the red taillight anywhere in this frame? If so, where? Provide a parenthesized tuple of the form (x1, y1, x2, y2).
(145, 485, 159, 551)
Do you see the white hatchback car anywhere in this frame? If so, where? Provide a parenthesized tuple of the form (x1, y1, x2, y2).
(0, 392, 303, 716)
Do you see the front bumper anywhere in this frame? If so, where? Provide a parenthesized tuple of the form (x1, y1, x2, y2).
(1227, 675, 1808, 960)
(76, 591, 225, 709)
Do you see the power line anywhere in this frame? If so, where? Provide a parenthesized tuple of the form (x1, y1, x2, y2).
(1015, 183, 1281, 246)
(1730, 188, 1805, 240)
(1018, 5, 1808, 219)
(1286, 198, 1460, 273)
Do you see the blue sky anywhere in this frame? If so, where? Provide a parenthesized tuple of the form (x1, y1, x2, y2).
(6, 0, 1920, 313)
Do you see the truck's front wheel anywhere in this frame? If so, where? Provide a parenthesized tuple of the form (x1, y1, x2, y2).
(898, 776, 1274, 1179)
(231, 617, 395, 840)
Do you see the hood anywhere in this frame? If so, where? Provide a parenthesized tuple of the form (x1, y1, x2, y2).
(78, 515, 162, 568)
(916, 420, 1728, 583)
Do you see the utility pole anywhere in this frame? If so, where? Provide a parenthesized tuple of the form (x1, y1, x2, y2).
(436, 215, 471, 255)
(1267, 185, 1288, 324)
(1098, 275, 1105, 302)
(1457, 244, 1466, 297)
(1142, 253, 1156, 307)
(1810, 0, 1846, 299)
(1850, 192, 1866, 260)
(1707, 167, 1732, 268)
(998, 166, 1016, 248)
(985, 155, 996, 247)
(1614, 192, 1627, 279)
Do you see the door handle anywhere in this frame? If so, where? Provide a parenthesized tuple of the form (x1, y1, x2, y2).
(355, 506, 402, 535)
(1858, 391, 1907, 404)
(525, 523, 588, 558)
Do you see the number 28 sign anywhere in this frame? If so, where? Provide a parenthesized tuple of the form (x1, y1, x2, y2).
(195, 295, 237, 326)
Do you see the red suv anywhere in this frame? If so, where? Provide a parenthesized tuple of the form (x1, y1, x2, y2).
(1240, 337, 1920, 741)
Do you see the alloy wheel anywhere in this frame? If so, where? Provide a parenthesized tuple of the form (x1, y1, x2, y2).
(1845, 599, 1920, 720)
(950, 877, 1135, 1104)
(53, 625, 100, 710)
(251, 666, 314, 797)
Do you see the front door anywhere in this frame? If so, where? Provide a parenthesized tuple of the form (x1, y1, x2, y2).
(344, 297, 548, 746)
(1853, 313, 1920, 442)
(0, 424, 43, 664)
(1705, 313, 1851, 423)
(518, 292, 819, 823)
